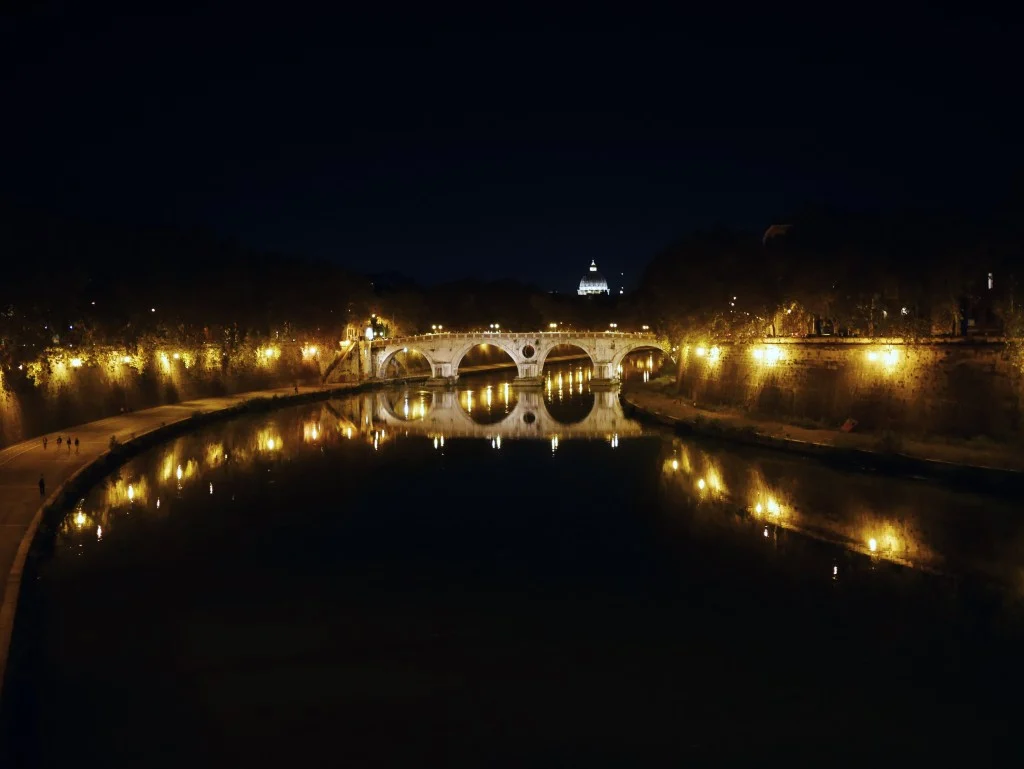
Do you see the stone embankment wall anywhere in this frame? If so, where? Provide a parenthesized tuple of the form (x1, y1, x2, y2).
(0, 339, 346, 448)
(676, 338, 1023, 440)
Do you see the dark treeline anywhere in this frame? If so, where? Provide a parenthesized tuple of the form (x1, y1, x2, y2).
(0, 208, 644, 371)
(638, 200, 1024, 342)
(6, 197, 1022, 371)
(0, 206, 376, 358)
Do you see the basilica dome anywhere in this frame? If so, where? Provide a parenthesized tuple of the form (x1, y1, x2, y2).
(578, 260, 610, 296)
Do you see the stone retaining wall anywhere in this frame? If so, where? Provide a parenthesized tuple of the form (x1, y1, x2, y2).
(0, 339, 343, 447)
(676, 338, 1023, 439)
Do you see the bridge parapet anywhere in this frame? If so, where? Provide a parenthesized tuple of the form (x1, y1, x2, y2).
(370, 330, 669, 384)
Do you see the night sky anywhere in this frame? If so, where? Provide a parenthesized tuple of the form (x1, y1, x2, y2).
(2, 4, 1022, 290)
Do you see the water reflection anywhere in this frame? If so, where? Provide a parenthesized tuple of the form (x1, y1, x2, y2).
(457, 383, 514, 425)
(28, 359, 1024, 769)
(51, 365, 1024, 598)
(657, 438, 1000, 580)
(543, 364, 594, 424)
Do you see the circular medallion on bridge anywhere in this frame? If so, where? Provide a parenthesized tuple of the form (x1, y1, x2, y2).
(522, 411, 536, 425)
(521, 344, 535, 359)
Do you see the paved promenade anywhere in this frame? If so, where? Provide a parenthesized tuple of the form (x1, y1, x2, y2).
(0, 385, 337, 693)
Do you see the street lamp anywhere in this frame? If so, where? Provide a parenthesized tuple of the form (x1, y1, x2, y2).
(609, 323, 618, 329)
(548, 322, 557, 329)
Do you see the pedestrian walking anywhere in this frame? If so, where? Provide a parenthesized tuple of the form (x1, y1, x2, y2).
(66, 436, 71, 454)
(38, 475, 45, 497)
(42, 436, 48, 450)
(74, 437, 79, 454)
(56, 436, 62, 449)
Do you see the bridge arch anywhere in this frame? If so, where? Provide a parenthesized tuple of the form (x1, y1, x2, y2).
(609, 342, 671, 375)
(535, 341, 597, 372)
(452, 339, 522, 376)
(376, 345, 438, 379)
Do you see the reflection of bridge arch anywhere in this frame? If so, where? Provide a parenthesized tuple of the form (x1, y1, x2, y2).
(544, 393, 596, 427)
(378, 389, 437, 422)
(366, 388, 643, 440)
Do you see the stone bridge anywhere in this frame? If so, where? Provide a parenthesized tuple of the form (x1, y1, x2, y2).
(372, 331, 670, 385)
(365, 387, 643, 441)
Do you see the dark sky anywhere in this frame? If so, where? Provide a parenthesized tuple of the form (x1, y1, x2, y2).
(2, 3, 1022, 290)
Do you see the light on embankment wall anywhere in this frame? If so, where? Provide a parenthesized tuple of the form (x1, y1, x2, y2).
(751, 345, 784, 365)
(865, 347, 900, 369)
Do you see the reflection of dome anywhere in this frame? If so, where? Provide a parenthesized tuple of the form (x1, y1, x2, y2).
(578, 260, 610, 296)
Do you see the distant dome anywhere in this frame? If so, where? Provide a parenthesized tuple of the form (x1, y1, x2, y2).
(578, 260, 610, 296)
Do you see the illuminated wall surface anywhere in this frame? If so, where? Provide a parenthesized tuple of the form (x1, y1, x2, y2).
(678, 340, 1023, 439)
(0, 340, 336, 447)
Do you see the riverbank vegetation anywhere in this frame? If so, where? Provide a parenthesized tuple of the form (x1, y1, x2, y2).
(636, 202, 1024, 346)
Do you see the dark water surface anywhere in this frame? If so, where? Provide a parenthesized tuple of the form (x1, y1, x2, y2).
(4, 363, 1024, 766)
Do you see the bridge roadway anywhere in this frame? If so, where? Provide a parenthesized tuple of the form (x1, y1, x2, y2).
(358, 386, 644, 441)
(371, 330, 670, 384)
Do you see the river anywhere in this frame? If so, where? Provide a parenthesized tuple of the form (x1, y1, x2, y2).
(3, 360, 1024, 766)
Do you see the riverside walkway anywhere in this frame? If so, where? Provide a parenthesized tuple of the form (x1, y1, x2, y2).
(0, 384, 338, 693)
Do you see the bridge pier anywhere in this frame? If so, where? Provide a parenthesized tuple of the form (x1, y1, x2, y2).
(590, 361, 620, 389)
(425, 362, 458, 388)
(512, 360, 544, 388)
